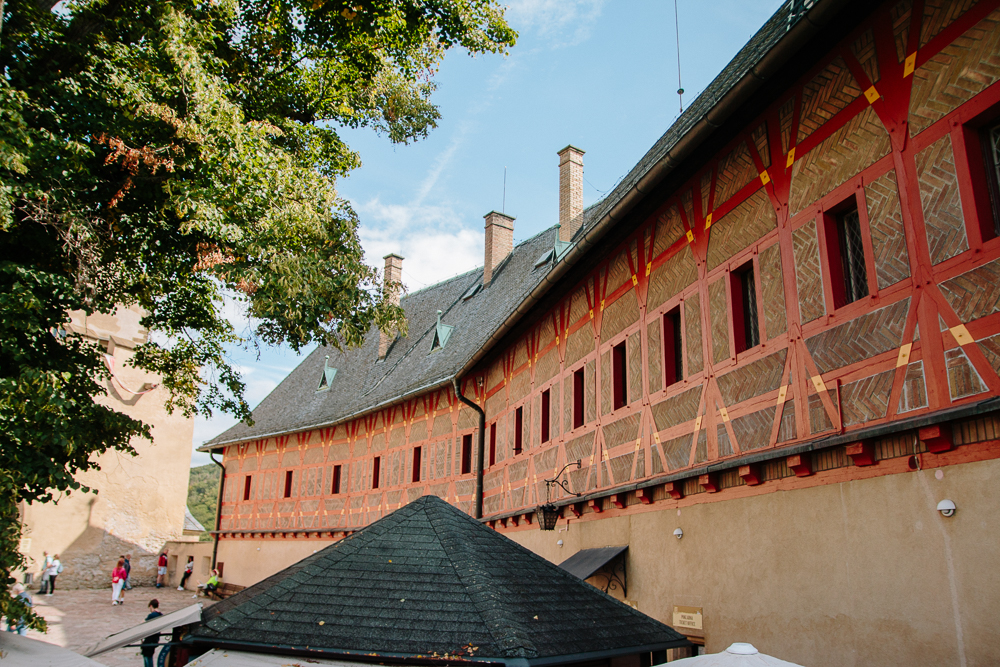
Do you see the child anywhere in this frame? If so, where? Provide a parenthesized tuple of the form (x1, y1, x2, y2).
(141, 599, 164, 667)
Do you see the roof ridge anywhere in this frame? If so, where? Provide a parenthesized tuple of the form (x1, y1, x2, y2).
(425, 500, 538, 659)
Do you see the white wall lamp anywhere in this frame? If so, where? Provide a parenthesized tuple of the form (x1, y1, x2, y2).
(937, 499, 957, 517)
(673, 528, 684, 540)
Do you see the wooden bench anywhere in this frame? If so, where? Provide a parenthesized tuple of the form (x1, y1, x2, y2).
(202, 582, 245, 600)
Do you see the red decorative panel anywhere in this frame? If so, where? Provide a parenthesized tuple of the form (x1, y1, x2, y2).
(916, 134, 970, 264)
(685, 293, 704, 375)
(759, 243, 788, 339)
(707, 190, 777, 271)
(804, 298, 909, 374)
(797, 56, 862, 144)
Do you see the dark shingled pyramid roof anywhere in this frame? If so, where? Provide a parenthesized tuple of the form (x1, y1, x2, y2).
(188, 495, 688, 664)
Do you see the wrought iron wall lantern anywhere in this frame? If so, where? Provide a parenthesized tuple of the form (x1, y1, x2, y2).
(538, 459, 582, 531)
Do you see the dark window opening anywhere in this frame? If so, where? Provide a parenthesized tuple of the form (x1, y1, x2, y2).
(514, 407, 523, 454)
(825, 200, 870, 308)
(732, 263, 760, 353)
(612, 342, 627, 410)
(243, 475, 252, 501)
(283, 470, 293, 498)
(372, 457, 381, 489)
(541, 389, 551, 443)
(412, 447, 422, 483)
(489, 423, 497, 467)
(573, 368, 585, 429)
(331, 465, 342, 495)
(663, 308, 683, 387)
(461, 434, 473, 475)
(979, 120, 1000, 240)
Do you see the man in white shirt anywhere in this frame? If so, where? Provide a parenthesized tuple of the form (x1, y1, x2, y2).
(45, 555, 61, 596)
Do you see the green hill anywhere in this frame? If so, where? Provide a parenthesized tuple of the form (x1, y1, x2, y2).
(188, 463, 221, 540)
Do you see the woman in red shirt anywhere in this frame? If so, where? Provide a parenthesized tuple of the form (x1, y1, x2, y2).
(111, 558, 127, 605)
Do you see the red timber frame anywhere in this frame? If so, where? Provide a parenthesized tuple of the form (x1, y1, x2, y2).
(216, 0, 1000, 539)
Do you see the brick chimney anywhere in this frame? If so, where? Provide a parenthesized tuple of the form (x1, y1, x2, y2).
(378, 253, 404, 360)
(558, 145, 585, 243)
(483, 211, 515, 287)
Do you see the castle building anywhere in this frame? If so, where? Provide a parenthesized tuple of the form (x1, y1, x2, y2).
(200, 0, 1000, 663)
(18, 306, 194, 587)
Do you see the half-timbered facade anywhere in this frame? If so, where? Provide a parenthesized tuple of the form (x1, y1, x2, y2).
(202, 0, 1000, 663)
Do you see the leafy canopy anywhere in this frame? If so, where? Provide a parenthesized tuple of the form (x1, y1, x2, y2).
(0, 0, 514, 628)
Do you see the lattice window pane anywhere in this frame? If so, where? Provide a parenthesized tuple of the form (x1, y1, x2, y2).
(838, 208, 869, 304)
(741, 268, 760, 349)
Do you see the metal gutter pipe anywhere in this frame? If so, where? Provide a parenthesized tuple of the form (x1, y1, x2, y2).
(453, 377, 486, 519)
(210, 452, 225, 569)
(453, 0, 849, 381)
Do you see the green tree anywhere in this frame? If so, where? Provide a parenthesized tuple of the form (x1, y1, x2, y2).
(0, 0, 515, 628)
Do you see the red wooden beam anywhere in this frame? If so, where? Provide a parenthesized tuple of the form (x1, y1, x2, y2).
(636, 487, 655, 504)
(569, 503, 583, 519)
(610, 494, 626, 509)
(699, 473, 720, 493)
(665, 481, 684, 500)
(787, 454, 812, 477)
(522, 513, 533, 525)
(738, 464, 762, 486)
(588, 498, 604, 513)
(845, 441, 877, 467)
(919, 425, 953, 454)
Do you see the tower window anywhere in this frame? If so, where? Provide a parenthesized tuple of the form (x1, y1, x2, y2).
(243, 475, 252, 501)
(612, 342, 627, 410)
(573, 368, 585, 429)
(331, 465, 342, 494)
(732, 262, 760, 353)
(372, 457, 381, 489)
(664, 308, 683, 387)
(461, 434, 473, 474)
(514, 407, 523, 454)
(283, 470, 293, 498)
(541, 389, 551, 443)
(412, 447, 421, 483)
(979, 120, 1000, 240)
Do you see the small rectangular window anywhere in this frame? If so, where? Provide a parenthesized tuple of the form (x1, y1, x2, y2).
(541, 389, 551, 443)
(612, 342, 627, 410)
(216, 562, 224, 578)
(573, 368, 585, 429)
(284, 470, 293, 498)
(412, 447, 422, 483)
(732, 262, 760, 353)
(243, 475, 252, 501)
(823, 199, 869, 308)
(461, 434, 473, 475)
(663, 308, 683, 387)
(489, 423, 497, 467)
(372, 457, 381, 489)
(331, 465, 342, 495)
(514, 407, 523, 454)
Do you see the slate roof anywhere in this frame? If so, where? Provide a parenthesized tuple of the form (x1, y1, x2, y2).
(185, 506, 206, 533)
(203, 0, 831, 449)
(187, 495, 689, 663)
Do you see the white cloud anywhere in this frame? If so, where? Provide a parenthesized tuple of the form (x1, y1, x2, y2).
(358, 198, 482, 290)
(505, 0, 605, 47)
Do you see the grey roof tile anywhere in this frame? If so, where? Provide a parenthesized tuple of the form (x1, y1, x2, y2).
(188, 496, 687, 661)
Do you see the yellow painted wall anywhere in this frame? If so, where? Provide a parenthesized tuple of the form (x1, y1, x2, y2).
(17, 306, 194, 588)
(509, 458, 1000, 667)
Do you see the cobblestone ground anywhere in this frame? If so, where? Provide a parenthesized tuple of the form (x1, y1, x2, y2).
(20, 585, 214, 667)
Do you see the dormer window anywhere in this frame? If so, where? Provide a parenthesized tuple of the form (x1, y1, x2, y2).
(430, 310, 454, 352)
(462, 283, 482, 300)
(534, 235, 574, 268)
(317, 355, 337, 392)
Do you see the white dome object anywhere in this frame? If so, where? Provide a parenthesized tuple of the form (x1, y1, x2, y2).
(937, 499, 957, 516)
(726, 644, 759, 655)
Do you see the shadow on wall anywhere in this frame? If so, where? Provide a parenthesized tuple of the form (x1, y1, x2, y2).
(24, 526, 168, 590)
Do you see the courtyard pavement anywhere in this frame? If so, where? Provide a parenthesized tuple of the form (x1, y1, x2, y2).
(17, 586, 214, 667)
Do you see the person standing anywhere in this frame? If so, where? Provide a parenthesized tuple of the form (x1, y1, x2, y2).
(140, 599, 164, 667)
(123, 554, 132, 590)
(111, 558, 127, 605)
(155, 550, 168, 588)
(45, 554, 61, 596)
(178, 556, 193, 591)
(39, 551, 52, 595)
(6, 584, 32, 635)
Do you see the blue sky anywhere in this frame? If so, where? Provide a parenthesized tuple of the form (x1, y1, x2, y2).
(190, 0, 787, 466)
